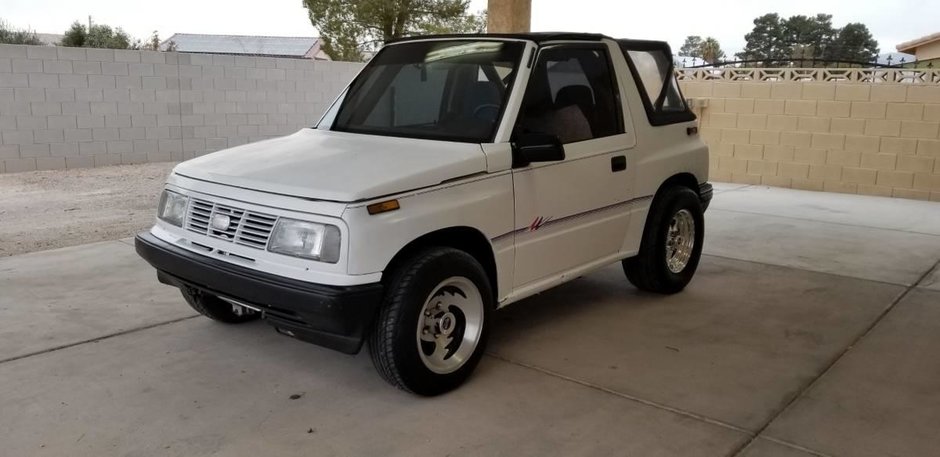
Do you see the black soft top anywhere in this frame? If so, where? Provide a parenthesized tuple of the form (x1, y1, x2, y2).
(386, 32, 612, 44)
(386, 33, 671, 51)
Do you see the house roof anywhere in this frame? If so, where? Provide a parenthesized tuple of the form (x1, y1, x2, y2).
(896, 32, 940, 53)
(36, 33, 64, 46)
(162, 33, 322, 58)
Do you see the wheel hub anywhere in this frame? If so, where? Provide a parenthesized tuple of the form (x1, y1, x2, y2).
(438, 312, 456, 336)
(416, 277, 484, 374)
(665, 209, 695, 274)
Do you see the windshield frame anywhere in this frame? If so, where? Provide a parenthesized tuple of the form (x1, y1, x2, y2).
(327, 38, 528, 144)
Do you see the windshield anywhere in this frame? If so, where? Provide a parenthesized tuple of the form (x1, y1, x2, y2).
(331, 40, 526, 143)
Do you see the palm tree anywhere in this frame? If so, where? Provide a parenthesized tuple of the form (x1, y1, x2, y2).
(700, 37, 726, 64)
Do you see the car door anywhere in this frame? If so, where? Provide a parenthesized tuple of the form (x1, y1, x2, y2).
(510, 42, 637, 290)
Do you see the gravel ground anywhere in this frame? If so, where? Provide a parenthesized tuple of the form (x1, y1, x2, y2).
(0, 163, 177, 257)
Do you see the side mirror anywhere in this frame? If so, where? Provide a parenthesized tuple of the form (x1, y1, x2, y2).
(512, 133, 565, 167)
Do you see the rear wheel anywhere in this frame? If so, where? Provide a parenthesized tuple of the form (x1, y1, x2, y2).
(181, 286, 260, 324)
(623, 186, 704, 294)
(369, 248, 492, 396)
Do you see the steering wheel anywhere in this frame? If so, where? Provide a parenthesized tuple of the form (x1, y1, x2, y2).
(472, 104, 501, 121)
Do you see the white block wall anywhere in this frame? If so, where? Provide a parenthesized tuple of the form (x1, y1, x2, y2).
(0, 44, 364, 173)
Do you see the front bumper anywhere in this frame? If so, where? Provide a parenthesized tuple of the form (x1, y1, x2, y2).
(698, 182, 713, 211)
(135, 232, 383, 354)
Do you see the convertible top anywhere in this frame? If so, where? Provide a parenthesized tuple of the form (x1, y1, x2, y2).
(386, 33, 671, 51)
(387, 32, 612, 44)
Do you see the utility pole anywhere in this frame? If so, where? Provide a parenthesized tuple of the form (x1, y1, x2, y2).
(88, 15, 93, 30)
(487, 0, 531, 33)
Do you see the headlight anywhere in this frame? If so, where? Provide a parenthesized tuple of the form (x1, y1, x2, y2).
(268, 218, 341, 263)
(157, 190, 188, 227)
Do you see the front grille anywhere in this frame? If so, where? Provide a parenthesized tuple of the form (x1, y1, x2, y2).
(185, 198, 278, 250)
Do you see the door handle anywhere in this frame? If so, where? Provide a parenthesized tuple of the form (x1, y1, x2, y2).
(611, 155, 626, 172)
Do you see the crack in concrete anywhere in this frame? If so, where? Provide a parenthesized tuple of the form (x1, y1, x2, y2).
(918, 262, 940, 291)
(757, 436, 834, 457)
(709, 207, 940, 239)
(726, 257, 940, 457)
(487, 353, 832, 457)
(0, 314, 199, 366)
(712, 184, 755, 195)
(701, 253, 912, 288)
(486, 352, 752, 435)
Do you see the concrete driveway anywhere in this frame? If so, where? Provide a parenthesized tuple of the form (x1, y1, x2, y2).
(1, 184, 939, 457)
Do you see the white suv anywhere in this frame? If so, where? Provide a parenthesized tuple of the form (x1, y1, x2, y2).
(136, 33, 712, 395)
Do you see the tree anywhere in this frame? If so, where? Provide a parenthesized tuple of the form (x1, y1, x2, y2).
(700, 37, 725, 64)
(831, 23, 879, 63)
(678, 35, 725, 64)
(423, 8, 486, 35)
(59, 21, 136, 49)
(141, 31, 172, 51)
(738, 12, 880, 66)
(783, 14, 836, 59)
(302, 0, 487, 61)
(86, 24, 133, 49)
(679, 36, 703, 57)
(0, 18, 42, 45)
(60, 22, 87, 47)
(736, 13, 790, 63)
(139, 31, 176, 51)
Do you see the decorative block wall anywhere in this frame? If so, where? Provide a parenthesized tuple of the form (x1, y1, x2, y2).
(679, 68, 940, 201)
(0, 44, 363, 174)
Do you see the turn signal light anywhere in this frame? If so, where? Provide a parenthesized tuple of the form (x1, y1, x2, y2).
(367, 199, 400, 215)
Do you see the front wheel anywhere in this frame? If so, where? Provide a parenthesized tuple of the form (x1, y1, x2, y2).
(369, 248, 493, 396)
(623, 186, 705, 294)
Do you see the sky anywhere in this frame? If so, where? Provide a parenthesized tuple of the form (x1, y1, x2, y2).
(2, 0, 937, 56)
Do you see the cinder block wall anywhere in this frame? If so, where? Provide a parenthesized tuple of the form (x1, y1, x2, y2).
(680, 70, 940, 201)
(4, 48, 939, 202)
(0, 44, 363, 173)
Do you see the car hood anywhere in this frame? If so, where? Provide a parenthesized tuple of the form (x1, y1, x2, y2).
(174, 129, 488, 202)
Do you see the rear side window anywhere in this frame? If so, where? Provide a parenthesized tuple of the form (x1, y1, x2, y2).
(618, 40, 695, 126)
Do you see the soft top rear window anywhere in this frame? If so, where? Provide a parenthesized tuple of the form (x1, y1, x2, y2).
(617, 40, 696, 126)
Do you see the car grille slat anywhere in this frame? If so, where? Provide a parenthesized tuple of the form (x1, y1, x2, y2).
(244, 219, 275, 228)
(239, 226, 270, 236)
(235, 239, 267, 248)
(184, 198, 278, 250)
(243, 218, 274, 226)
(237, 231, 268, 241)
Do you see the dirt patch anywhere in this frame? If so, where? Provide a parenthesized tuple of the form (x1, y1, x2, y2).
(0, 163, 177, 257)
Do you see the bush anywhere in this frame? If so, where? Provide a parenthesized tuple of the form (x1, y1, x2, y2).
(0, 18, 42, 45)
(59, 21, 137, 49)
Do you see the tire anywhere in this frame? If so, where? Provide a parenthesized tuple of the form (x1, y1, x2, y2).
(369, 247, 493, 396)
(623, 186, 704, 294)
(181, 286, 260, 324)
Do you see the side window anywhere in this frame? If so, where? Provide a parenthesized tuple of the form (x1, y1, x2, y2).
(618, 41, 696, 126)
(627, 50, 685, 112)
(515, 46, 623, 144)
